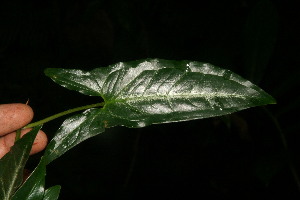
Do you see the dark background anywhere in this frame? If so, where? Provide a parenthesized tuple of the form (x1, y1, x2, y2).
(0, 0, 299, 199)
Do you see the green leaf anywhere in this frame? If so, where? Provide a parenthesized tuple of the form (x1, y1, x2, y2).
(0, 126, 41, 200)
(43, 109, 105, 164)
(43, 59, 275, 163)
(12, 157, 61, 200)
(12, 159, 46, 200)
(45, 59, 276, 128)
(43, 185, 61, 200)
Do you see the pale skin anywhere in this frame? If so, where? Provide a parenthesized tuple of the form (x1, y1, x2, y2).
(0, 103, 48, 158)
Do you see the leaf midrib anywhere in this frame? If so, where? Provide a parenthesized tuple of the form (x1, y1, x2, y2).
(105, 92, 247, 104)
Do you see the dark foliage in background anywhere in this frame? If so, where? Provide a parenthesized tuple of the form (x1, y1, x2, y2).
(0, 0, 299, 199)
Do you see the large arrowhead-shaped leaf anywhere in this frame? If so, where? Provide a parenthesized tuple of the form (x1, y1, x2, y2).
(45, 59, 275, 128)
(43, 59, 275, 163)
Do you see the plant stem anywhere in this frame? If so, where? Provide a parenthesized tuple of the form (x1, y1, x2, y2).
(23, 102, 105, 129)
(15, 129, 21, 141)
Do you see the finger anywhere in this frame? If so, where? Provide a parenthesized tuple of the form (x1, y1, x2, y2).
(0, 103, 34, 136)
(0, 129, 48, 158)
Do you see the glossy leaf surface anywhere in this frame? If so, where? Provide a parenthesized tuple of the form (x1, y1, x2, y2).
(45, 59, 275, 128)
(0, 126, 41, 200)
(43, 186, 61, 200)
(44, 59, 275, 162)
(12, 159, 46, 200)
(12, 158, 61, 200)
(43, 109, 105, 164)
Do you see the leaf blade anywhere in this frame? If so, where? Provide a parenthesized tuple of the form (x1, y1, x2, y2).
(0, 126, 41, 200)
(103, 69, 274, 127)
(43, 109, 105, 164)
(12, 159, 46, 200)
(45, 59, 275, 128)
(43, 185, 61, 200)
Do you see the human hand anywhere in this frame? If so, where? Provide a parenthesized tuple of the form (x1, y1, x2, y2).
(0, 103, 48, 158)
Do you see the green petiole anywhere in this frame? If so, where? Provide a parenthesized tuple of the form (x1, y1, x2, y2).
(23, 102, 105, 129)
(15, 129, 22, 141)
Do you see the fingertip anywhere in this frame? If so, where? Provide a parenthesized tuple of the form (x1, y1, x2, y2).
(0, 103, 34, 136)
(18, 103, 34, 124)
(10, 103, 34, 121)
